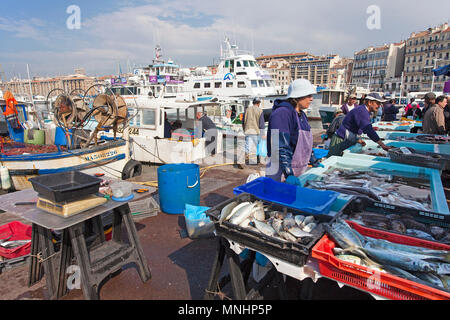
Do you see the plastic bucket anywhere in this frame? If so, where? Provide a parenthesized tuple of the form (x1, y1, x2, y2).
(55, 127, 68, 146)
(24, 129, 45, 145)
(158, 164, 200, 214)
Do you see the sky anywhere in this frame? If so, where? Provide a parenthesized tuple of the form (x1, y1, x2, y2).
(0, 0, 449, 80)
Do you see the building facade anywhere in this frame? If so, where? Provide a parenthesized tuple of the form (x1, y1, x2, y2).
(261, 59, 291, 93)
(329, 58, 354, 88)
(352, 42, 405, 93)
(256, 52, 309, 65)
(404, 23, 450, 93)
(290, 54, 342, 88)
(0, 72, 97, 99)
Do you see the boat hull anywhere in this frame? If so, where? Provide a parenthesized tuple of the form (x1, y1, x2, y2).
(0, 139, 132, 190)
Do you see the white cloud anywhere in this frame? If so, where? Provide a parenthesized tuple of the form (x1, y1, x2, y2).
(1, 0, 449, 77)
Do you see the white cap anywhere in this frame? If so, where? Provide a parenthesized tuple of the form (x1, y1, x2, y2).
(286, 79, 316, 99)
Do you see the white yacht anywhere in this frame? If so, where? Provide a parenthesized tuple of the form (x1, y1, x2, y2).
(183, 38, 278, 101)
(107, 45, 185, 102)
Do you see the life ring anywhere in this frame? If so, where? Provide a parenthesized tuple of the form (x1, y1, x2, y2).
(122, 160, 143, 180)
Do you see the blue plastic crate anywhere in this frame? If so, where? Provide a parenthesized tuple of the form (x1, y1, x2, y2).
(233, 177, 339, 215)
(298, 156, 449, 215)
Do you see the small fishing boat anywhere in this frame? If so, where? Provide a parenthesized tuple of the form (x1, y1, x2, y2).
(0, 92, 141, 191)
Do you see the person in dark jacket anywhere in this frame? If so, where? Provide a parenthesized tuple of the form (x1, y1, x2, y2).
(444, 99, 450, 134)
(341, 94, 358, 114)
(422, 92, 437, 117)
(164, 112, 172, 138)
(196, 112, 218, 155)
(327, 93, 392, 157)
(405, 102, 423, 120)
(381, 99, 399, 121)
(266, 79, 321, 184)
(326, 110, 345, 139)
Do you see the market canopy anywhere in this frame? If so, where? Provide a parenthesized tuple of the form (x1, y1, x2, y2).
(433, 64, 450, 77)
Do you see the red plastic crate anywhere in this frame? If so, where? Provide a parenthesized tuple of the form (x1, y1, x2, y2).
(311, 221, 450, 300)
(0, 221, 32, 259)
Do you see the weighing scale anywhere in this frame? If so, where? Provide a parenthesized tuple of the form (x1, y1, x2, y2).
(37, 194, 108, 218)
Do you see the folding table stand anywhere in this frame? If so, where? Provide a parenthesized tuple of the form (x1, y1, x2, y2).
(204, 236, 288, 300)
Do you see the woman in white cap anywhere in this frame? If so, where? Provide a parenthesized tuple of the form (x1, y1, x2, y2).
(327, 93, 392, 157)
(266, 79, 321, 184)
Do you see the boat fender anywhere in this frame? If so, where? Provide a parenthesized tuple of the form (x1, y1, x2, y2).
(0, 166, 12, 190)
(122, 160, 142, 180)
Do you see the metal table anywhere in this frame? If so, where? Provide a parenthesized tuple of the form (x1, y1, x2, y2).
(0, 183, 155, 300)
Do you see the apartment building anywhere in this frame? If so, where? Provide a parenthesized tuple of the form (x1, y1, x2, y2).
(0, 72, 97, 98)
(352, 42, 406, 92)
(256, 52, 309, 65)
(290, 54, 342, 88)
(261, 59, 291, 93)
(329, 58, 354, 88)
(404, 23, 450, 92)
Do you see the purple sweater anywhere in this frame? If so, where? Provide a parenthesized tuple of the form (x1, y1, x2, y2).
(336, 105, 380, 142)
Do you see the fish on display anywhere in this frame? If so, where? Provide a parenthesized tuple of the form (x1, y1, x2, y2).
(229, 203, 256, 225)
(326, 218, 450, 291)
(0, 239, 31, 248)
(252, 220, 277, 237)
(306, 169, 433, 211)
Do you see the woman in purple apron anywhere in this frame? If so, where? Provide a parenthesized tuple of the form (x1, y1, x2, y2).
(266, 79, 320, 184)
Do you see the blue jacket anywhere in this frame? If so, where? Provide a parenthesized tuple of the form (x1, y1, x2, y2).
(382, 103, 399, 121)
(267, 99, 312, 177)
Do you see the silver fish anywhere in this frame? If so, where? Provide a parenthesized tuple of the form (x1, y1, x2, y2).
(325, 219, 365, 249)
(288, 227, 312, 238)
(413, 272, 448, 290)
(278, 231, 297, 242)
(303, 223, 317, 233)
(406, 229, 436, 241)
(219, 201, 238, 224)
(366, 238, 450, 260)
(301, 216, 315, 228)
(229, 203, 256, 225)
(253, 220, 277, 237)
(271, 219, 283, 235)
(283, 214, 296, 231)
(224, 202, 250, 222)
(252, 202, 266, 221)
(294, 215, 305, 227)
(0, 240, 31, 248)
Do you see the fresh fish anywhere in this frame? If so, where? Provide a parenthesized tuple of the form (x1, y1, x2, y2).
(239, 218, 251, 228)
(413, 272, 448, 290)
(301, 216, 315, 228)
(271, 219, 283, 235)
(436, 263, 450, 275)
(325, 219, 365, 249)
(0, 240, 31, 248)
(288, 227, 312, 238)
(361, 246, 437, 273)
(283, 214, 296, 231)
(251, 202, 266, 221)
(333, 247, 382, 269)
(335, 254, 366, 266)
(430, 226, 447, 240)
(294, 215, 305, 227)
(253, 220, 277, 237)
(384, 265, 427, 284)
(390, 220, 406, 234)
(440, 234, 450, 245)
(219, 201, 238, 224)
(406, 229, 436, 241)
(303, 223, 317, 233)
(278, 231, 297, 242)
(400, 218, 430, 233)
(224, 202, 250, 222)
(229, 203, 256, 225)
(366, 238, 450, 260)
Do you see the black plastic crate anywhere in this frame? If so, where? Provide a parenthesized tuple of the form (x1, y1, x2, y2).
(388, 147, 449, 171)
(206, 193, 348, 266)
(341, 197, 450, 243)
(29, 171, 102, 203)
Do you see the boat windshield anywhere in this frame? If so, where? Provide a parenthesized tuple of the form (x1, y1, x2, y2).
(251, 80, 258, 88)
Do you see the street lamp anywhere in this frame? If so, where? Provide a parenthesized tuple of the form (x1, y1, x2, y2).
(431, 58, 442, 92)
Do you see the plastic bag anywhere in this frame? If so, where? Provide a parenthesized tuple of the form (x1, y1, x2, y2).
(184, 204, 215, 239)
(256, 139, 267, 157)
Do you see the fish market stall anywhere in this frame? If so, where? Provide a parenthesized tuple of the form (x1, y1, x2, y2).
(363, 131, 447, 142)
(297, 156, 449, 214)
(204, 176, 450, 300)
(372, 121, 415, 132)
(342, 140, 450, 171)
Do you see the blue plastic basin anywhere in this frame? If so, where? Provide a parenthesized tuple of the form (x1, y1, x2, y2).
(233, 177, 339, 215)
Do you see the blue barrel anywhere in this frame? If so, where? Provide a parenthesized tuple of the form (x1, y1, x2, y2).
(55, 127, 68, 146)
(157, 164, 200, 214)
